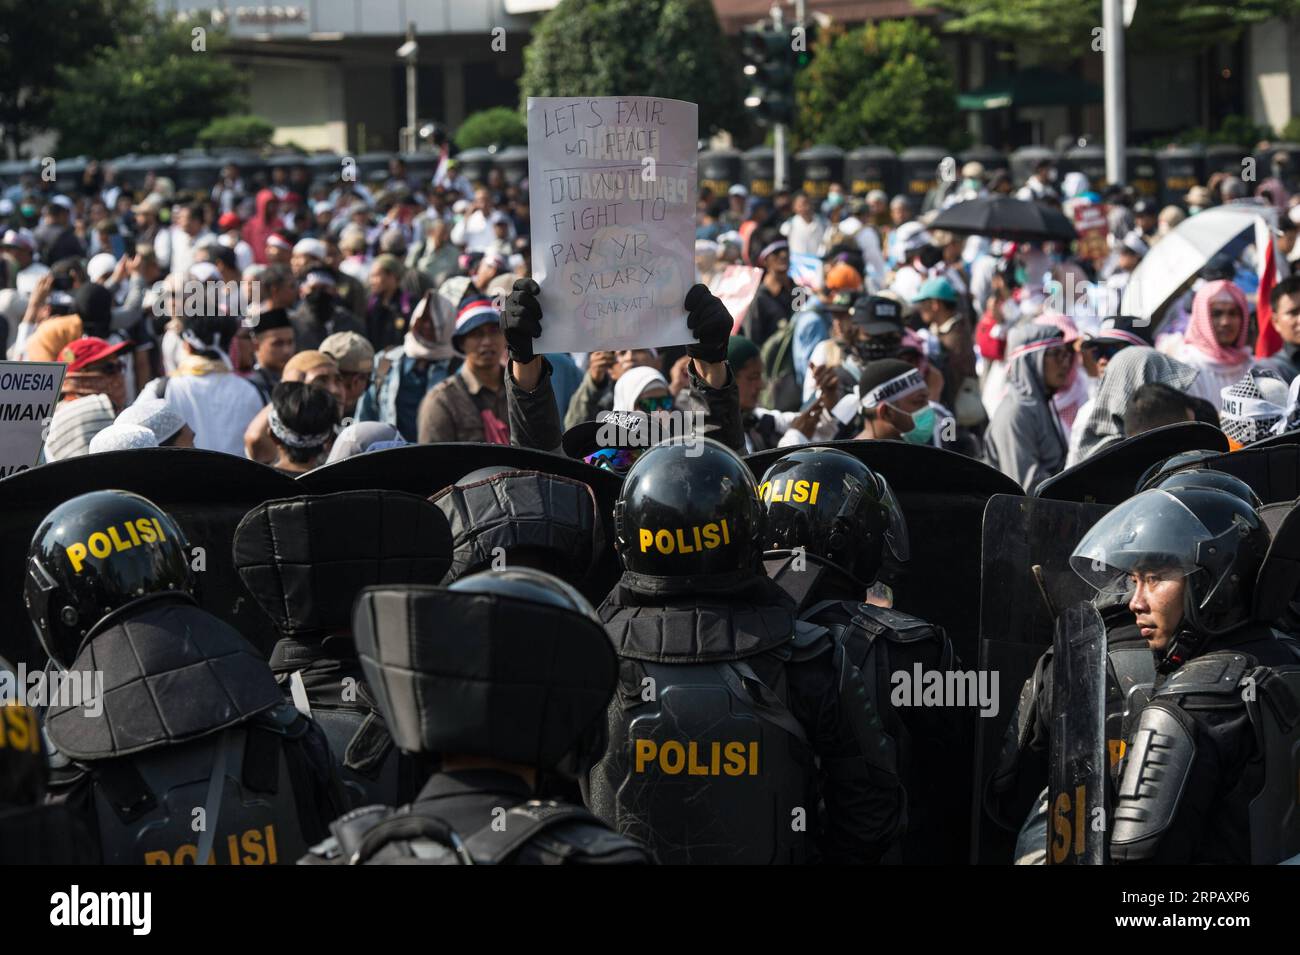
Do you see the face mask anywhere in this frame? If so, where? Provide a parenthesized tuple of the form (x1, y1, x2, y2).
(898, 404, 936, 445)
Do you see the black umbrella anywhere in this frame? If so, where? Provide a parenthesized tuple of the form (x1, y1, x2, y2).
(928, 195, 1077, 243)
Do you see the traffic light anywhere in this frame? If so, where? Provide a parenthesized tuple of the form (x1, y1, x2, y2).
(741, 25, 795, 127)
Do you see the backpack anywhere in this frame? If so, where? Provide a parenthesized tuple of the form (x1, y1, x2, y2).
(759, 318, 801, 412)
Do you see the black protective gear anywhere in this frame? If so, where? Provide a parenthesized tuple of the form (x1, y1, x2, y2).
(758, 447, 909, 591)
(684, 283, 732, 364)
(1072, 487, 1271, 670)
(613, 436, 764, 594)
(301, 769, 653, 865)
(502, 277, 542, 364)
(25, 490, 194, 669)
(1151, 467, 1262, 508)
(352, 568, 616, 778)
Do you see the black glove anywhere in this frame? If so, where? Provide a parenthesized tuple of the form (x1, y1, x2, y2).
(684, 283, 731, 364)
(502, 277, 543, 363)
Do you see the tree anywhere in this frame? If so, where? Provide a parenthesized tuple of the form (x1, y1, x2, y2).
(924, 0, 1300, 56)
(455, 107, 528, 150)
(795, 20, 966, 152)
(49, 11, 248, 158)
(198, 115, 275, 150)
(0, 0, 142, 156)
(520, 0, 745, 137)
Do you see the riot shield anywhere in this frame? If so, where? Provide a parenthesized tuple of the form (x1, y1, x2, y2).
(1034, 422, 1228, 504)
(1174, 445, 1300, 504)
(1246, 428, 1300, 451)
(1254, 499, 1300, 627)
(973, 494, 1110, 863)
(298, 442, 624, 603)
(1046, 602, 1108, 865)
(745, 441, 1022, 667)
(0, 449, 300, 666)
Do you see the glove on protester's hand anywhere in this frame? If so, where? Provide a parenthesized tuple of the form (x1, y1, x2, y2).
(502, 277, 543, 363)
(684, 283, 731, 365)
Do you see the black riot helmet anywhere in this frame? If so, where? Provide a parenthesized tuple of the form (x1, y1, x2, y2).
(1151, 468, 1262, 509)
(353, 568, 616, 778)
(613, 436, 764, 593)
(758, 447, 909, 590)
(1071, 487, 1271, 670)
(25, 490, 194, 669)
(1135, 448, 1224, 493)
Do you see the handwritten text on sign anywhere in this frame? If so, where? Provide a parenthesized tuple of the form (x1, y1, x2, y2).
(527, 96, 697, 353)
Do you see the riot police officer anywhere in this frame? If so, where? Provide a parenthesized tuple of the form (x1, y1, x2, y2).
(301, 568, 652, 865)
(430, 463, 609, 599)
(0, 655, 96, 863)
(29, 490, 345, 864)
(586, 436, 904, 864)
(1071, 486, 1300, 863)
(233, 489, 453, 808)
(757, 446, 965, 862)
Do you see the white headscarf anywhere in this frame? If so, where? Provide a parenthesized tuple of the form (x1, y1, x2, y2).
(613, 366, 669, 412)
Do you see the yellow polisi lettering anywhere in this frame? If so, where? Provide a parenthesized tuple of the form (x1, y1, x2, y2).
(66, 542, 88, 573)
(141, 825, 278, 865)
(631, 739, 760, 776)
(758, 478, 821, 505)
(87, 533, 112, 559)
(639, 519, 732, 555)
(64, 516, 169, 573)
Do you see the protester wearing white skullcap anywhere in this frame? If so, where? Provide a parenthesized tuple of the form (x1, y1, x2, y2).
(44, 394, 116, 461)
(116, 399, 189, 446)
(87, 253, 118, 284)
(89, 423, 159, 454)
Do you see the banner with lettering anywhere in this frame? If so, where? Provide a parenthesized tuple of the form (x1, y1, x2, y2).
(527, 96, 698, 353)
(0, 361, 64, 476)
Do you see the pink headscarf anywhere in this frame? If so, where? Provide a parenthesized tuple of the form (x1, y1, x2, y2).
(1186, 280, 1251, 365)
(1035, 312, 1084, 428)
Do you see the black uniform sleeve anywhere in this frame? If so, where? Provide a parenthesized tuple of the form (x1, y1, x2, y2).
(680, 360, 744, 455)
(786, 645, 905, 863)
(506, 356, 563, 453)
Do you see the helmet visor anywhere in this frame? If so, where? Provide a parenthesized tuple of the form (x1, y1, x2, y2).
(879, 476, 910, 563)
(1069, 490, 1212, 595)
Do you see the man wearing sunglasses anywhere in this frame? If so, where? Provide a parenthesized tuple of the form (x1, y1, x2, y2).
(1065, 315, 1152, 466)
(57, 336, 133, 411)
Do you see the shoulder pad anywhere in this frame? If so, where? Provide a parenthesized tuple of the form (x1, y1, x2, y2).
(852, 604, 942, 644)
(790, 619, 833, 660)
(253, 701, 308, 734)
(1154, 652, 1251, 702)
(532, 821, 655, 864)
(1111, 701, 1197, 862)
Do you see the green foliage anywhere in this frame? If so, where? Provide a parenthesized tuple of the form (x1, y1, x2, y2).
(197, 114, 275, 149)
(520, 0, 745, 136)
(794, 20, 966, 152)
(1148, 114, 1278, 148)
(0, 0, 143, 154)
(454, 107, 528, 150)
(50, 12, 248, 157)
(1280, 117, 1300, 142)
(922, 0, 1300, 57)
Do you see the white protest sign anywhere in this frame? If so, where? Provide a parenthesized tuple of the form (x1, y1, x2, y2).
(708, 264, 764, 334)
(0, 361, 64, 476)
(527, 96, 698, 353)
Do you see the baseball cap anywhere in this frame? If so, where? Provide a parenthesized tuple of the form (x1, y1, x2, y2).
(728, 184, 749, 198)
(320, 331, 375, 373)
(245, 307, 292, 334)
(58, 336, 131, 373)
(49, 195, 75, 212)
(912, 276, 958, 305)
(824, 261, 864, 293)
(217, 211, 241, 231)
(1089, 315, 1152, 347)
(293, 237, 328, 261)
(850, 295, 905, 335)
(451, 296, 500, 353)
(87, 253, 118, 284)
(266, 233, 292, 252)
(1, 228, 35, 252)
(1119, 230, 1149, 257)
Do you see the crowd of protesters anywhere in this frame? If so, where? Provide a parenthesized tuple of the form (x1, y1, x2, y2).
(2, 148, 1300, 491)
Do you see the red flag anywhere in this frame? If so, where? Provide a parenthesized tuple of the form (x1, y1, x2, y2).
(1256, 217, 1282, 357)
